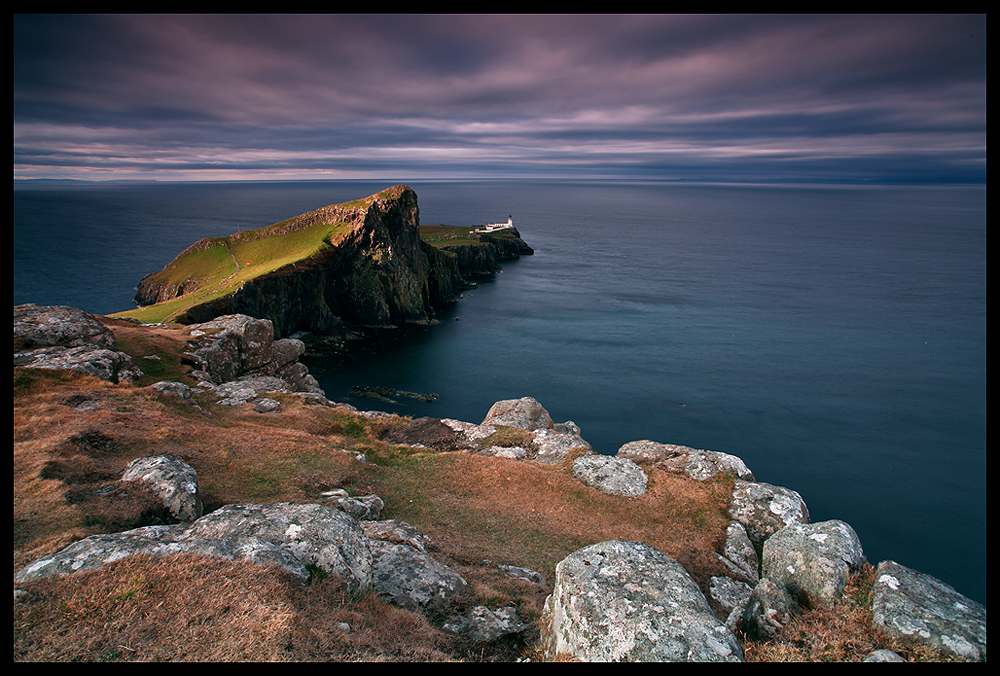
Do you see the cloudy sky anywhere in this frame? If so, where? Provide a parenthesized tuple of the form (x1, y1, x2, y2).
(13, 14, 986, 184)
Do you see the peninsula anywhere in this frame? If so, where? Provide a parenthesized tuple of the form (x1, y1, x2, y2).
(119, 186, 532, 337)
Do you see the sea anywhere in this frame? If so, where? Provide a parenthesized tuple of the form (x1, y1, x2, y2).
(13, 179, 987, 607)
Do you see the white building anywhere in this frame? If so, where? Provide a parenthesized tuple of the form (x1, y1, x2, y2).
(475, 216, 513, 233)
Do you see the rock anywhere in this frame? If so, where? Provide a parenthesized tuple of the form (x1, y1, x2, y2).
(533, 428, 593, 463)
(14, 344, 144, 384)
(728, 479, 810, 544)
(13, 304, 117, 351)
(181, 502, 374, 592)
(617, 440, 754, 481)
(441, 605, 528, 643)
(361, 519, 432, 553)
(206, 375, 293, 406)
(717, 521, 759, 585)
(324, 493, 384, 520)
(864, 649, 906, 662)
(871, 560, 986, 661)
(541, 540, 743, 662)
(441, 418, 496, 444)
(369, 540, 469, 613)
(572, 455, 648, 497)
(740, 577, 801, 642)
(121, 455, 203, 522)
(482, 397, 554, 430)
(760, 519, 866, 608)
(498, 563, 546, 586)
(181, 314, 323, 398)
(149, 380, 197, 405)
(710, 575, 754, 628)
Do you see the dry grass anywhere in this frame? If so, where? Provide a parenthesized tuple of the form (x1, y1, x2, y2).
(13, 554, 456, 662)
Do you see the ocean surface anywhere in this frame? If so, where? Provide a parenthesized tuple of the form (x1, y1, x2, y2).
(13, 179, 987, 606)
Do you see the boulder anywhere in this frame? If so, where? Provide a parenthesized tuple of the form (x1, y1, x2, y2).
(361, 519, 432, 553)
(728, 479, 810, 544)
(181, 314, 323, 396)
(760, 519, 866, 608)
(617, 440, 754, 481)
(14, 344, 144, 384)
(13, 304, 117, 351)
(181, 503, 373, 592)
(740, 577, 801, 642)
(121, 455, 203, 522)
(441, 605, 528, 643)
(716, 521, 760, 585)
(12, 523, 309, 584)
(572, 455, 648, 497)
(871, 560, 987, 661)
(541, 540, 743, 662)
(482, 396, 554, 430)
(369, 540, 469, 613)
(533, 428, 593, 463)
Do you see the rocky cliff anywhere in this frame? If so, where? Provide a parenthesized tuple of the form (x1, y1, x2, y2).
(131, 186, 530, 339)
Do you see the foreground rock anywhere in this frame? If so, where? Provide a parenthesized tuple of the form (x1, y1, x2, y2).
(541, 540, 743, 662)
(13, 304, 143, 383)
(761, 519, 867, 609)
(571, 455, 648, 497)
(728, 479, 810, 545)
(617, 440, 755, 482)
(871, 560, 987, 661)
(121, 455, 204, 522)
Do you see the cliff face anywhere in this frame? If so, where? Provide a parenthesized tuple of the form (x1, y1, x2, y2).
(132, 186, 509, 338)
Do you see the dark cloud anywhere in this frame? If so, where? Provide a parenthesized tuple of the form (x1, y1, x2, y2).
(13, 14, 986, 183)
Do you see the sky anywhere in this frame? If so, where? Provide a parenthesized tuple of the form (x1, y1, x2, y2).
(13, 14, 987, 184)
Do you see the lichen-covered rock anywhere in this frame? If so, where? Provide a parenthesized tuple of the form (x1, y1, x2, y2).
(13, 344, 144, 384)
(541, 540, 743, 662)
(369, 540, 469, 612)
(181, 502, 374, 591)
(572, 455, 648, 497)
(717, 521, 759, 585)
(616, 440, 754, 481)
(871, 560, 986, 661)
(361, 519, 432, 553)
(121, 455, 203, 521)
(533, 428, 593, 463)
(13, 304, 117, 351)
(482, 396, 554, 430)
(740, 577, 801, 642)
(761, 519, 866, 608)
(728, 479, 810, 544)
(441, 605, 528, 643)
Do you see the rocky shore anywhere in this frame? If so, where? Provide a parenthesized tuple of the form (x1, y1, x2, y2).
(12, 305, 987, 661)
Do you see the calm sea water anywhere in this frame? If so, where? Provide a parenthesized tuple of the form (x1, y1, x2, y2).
(13, 179, 986, 606)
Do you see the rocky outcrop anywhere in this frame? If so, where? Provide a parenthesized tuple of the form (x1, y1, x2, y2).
(540, 540, 744, 662)
(437, 229, 534, 277)
(13, 304, 143, 383)
(180, 313, 324, 402)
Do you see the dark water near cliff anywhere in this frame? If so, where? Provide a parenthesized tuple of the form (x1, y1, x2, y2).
(13, 179, 986, 606)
